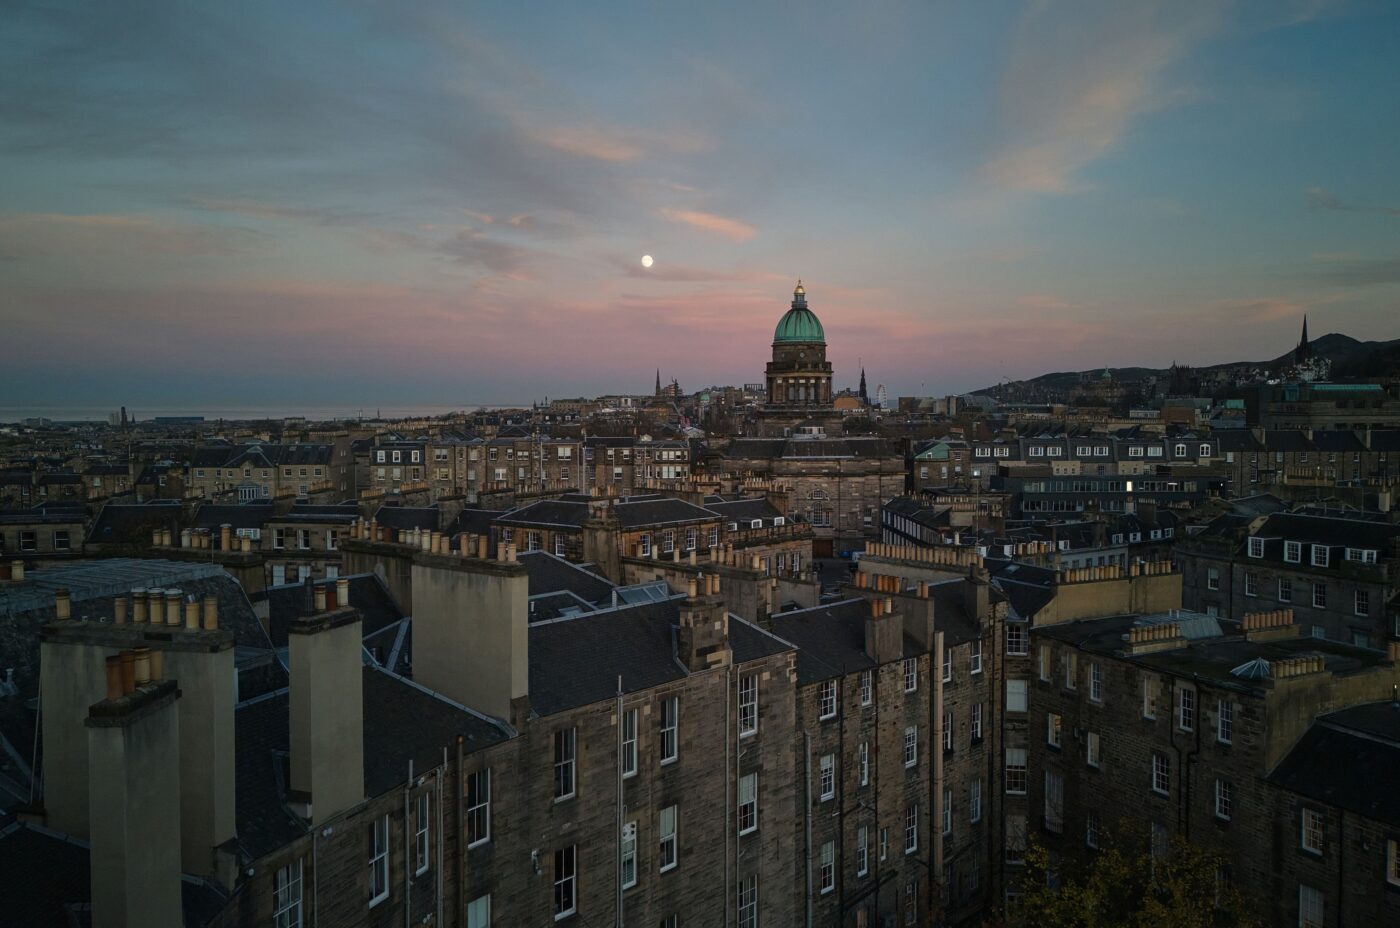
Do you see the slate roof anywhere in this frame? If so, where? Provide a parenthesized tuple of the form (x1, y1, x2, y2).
(527, 600, 687, 716)
(517, 551, 615, 604)
(373, 505, 439, 531)
(85, 500, 182, 546)
(192, 503, 275, 531)
(768, 599, 878, 684)
(451, 507, 506, 535)
(1251, 512, 1399, 552)
(729, 617, 793, 665)
(261, 574, 404, 649)
(705, 498, 785, 524)
(614, 498, 716, 528)
(1268, 701, 1400, 826)
(234, 666, 509, 861)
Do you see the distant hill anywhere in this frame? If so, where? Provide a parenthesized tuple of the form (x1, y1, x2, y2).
(971, 332, 1400, 396)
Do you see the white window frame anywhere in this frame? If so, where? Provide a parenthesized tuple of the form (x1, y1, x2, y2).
(467, 894, 491, 928)
(819, 754, 835, 801)
(1178, 687, 1195, 733)
(738, 674, 758, 737)
(467, 768, 490, 847)
(1046, 712, 1062, 747)
(970, 639, 983, 675)
(1279, 577, 1293, 602)
(820, 840, 835, 893)
(904, 725, 918, 768)
(739, 772, 758, 835)
(554, 728, 576, 800)
(738, 875, 758, 928)
(273, 858, 303, 928)
(621, 708, 638, 778)
(660, 696, 679, 764)
(859, 741, 870, 786)
(1044, 770, 1064, 833)
(1298, 884, 1323, 928)
(1005, 748, 1027, 794)
(859, 669, 872, 706)
(621, 821, 638, 889)
(1215, 779, 1232, 821)
(369, 816, 390, 908)
(1301, 808, 1323, 854)
(818, 680, 837, 720)
(1248, 537, 1265, 558)
(554, 846, 577, 918)
(1217, 700, 1233, 744)
(857, 826, 869, 877)
(1086, 730, 1100, 768)
(659, 805, 678, 872)
(1006, 679, 1028, 713)
(1152, 752, 1170, 796)
(970, 778, 982, 823)
(1285, 540, 1302, 563)
(1089, 662, 1102, 702)
(971, 703, 983, 742)
(903, 657, 918, 692)
(905, 804, 919, 854)
(1311, 544, 1329, 567)
(414, 793, 431, 875)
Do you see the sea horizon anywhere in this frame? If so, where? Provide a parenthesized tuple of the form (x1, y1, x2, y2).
(0, 404, 530, 424)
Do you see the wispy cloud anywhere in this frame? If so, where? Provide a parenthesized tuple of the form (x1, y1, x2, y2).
(1300, 254, 1400, 288)
(1305, 187, 1400, 217)
(0, 212, 267, 259)
(658, 208, 756, 242)
(975, 2, 1222, 197)
(525, 123, 711, 162)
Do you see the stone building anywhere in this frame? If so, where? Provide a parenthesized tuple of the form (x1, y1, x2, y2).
(1023, 607, 1400, 926)
(187, 443, 335, 501)
(1177, 510, 1400, 647)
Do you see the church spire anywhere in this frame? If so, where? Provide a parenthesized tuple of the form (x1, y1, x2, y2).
(1300, 314, 1309, 348)
(859, 366, 868, 402)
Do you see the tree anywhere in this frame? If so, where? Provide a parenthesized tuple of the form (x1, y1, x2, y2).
(1008, 823, 1262, 928)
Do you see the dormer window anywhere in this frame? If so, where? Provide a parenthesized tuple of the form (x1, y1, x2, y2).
(774, 516, 785, 526)
(1029, 447, 1044, 457)
(1248, 537, 1265, 558)
(1284, 541, 1302, 563)
(1174, 444, 1187, 457)
(1311, 545, 1329, 568)
(750, 519, 763, 529)
(1345, 548, 1378, 564)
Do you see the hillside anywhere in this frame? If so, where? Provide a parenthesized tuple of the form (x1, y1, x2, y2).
(971, 332, 1400, 396)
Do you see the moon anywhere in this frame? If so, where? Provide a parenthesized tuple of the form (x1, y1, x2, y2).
(641, 254, 653, 268)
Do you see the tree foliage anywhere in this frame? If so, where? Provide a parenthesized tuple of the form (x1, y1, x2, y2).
(1007, 823, 1262, 928)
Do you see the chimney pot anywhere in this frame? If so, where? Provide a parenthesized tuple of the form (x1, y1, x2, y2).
(148, 648, 163, 681)
(240, 535, 252, 553)
(337, 577, 350, 609)
(133, 647, 152, 686)
(688, 578, 699, 599)
(314, 586, 327, 612)
(55, 589, 72, 621)
(104, 655, 123, 700)
(120, 650, 136, 695)
(114, 596, 128, 625)
(202, 594, 219, 630)
(12, 560, 24, 582)
(183, 599, 200, 630)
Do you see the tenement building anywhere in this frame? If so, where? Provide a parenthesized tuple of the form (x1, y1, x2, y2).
(1177, 509, 1400, 646)
(1024, 607, 1400, 926)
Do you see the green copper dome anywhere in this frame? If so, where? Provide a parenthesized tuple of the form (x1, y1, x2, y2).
(773, 281, 826, 344)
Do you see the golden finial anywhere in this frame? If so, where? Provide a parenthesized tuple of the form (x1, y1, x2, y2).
(794, 279, 805, 296)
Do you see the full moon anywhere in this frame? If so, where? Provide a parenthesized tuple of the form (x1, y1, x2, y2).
(641, 254, 653, 268)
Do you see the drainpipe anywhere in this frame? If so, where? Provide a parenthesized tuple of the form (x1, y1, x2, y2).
(933, 630, 946, 909)
(804, 731, 814, 928)
(405, 759, 413, 928)
(456, 735, 464, 925)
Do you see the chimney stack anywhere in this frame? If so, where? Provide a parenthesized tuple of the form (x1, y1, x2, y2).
(289, 606, 364, 825)
(86, 667, 183, 928)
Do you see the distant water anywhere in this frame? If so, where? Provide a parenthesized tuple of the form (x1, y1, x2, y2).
(0, 404, 524, 423)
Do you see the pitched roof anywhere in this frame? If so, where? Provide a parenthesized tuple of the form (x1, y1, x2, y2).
(1268, 702, 1400, 826)
(768, 599, 878, 684)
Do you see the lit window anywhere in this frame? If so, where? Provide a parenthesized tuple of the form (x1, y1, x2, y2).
(1047, 712, 1062, 747)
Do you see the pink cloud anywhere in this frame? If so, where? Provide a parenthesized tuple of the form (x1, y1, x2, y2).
(657, 208, 756, 242)
(0, 212, 266, 258)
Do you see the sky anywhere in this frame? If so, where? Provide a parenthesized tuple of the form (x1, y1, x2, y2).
(1, 0, 1398, 408)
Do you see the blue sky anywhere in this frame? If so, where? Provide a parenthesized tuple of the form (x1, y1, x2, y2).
(1, 0, 1397, 407)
